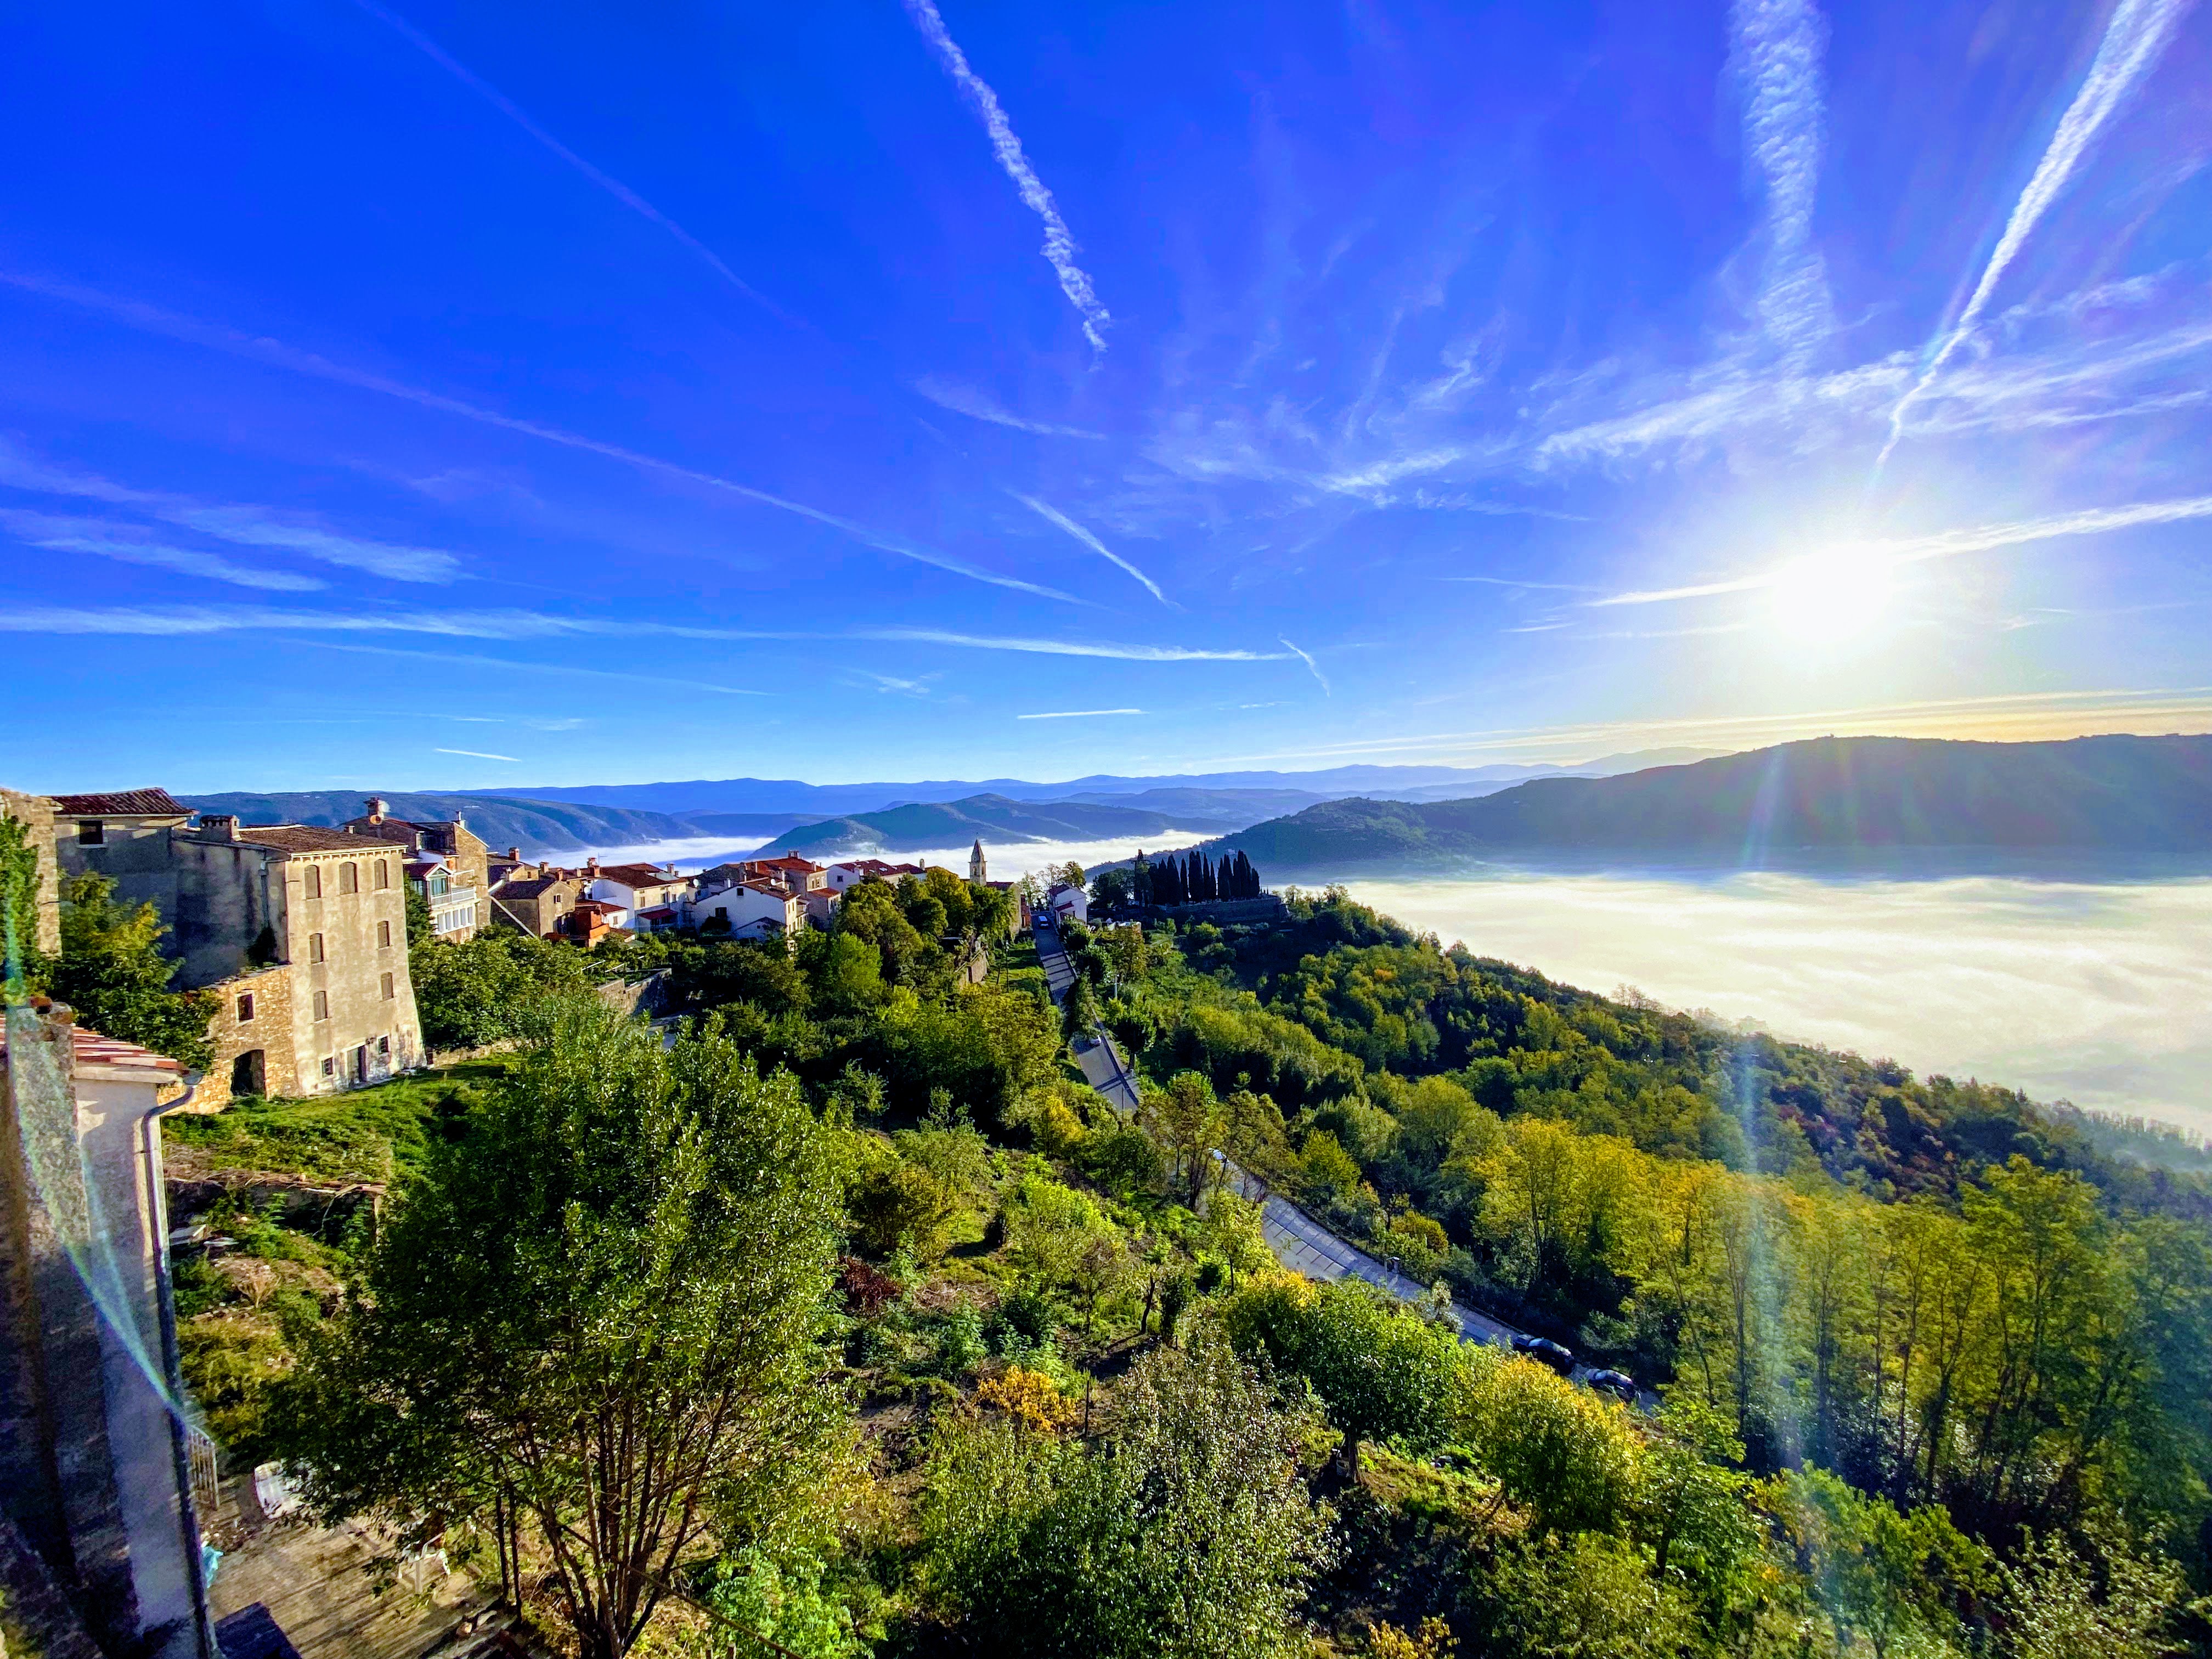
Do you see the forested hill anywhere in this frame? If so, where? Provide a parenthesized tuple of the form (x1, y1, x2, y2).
(174, 790, 786, 852)
(1216, 732, 2212, 867)
(770, 792, 1229, 854)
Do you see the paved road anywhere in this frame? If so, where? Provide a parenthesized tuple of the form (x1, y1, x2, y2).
(1034, 919, 1142, 1113)
(1031, 918, 1619, 1392)
(1214, 1154, 1523, 1351)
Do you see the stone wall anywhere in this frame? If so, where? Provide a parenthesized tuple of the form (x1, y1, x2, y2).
(168, 837, 286, 991)
(0, 791, 60, 957)
(199, 966, 298, 1107)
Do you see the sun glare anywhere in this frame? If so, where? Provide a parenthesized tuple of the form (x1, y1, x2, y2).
(1764, 546, 1897, 641)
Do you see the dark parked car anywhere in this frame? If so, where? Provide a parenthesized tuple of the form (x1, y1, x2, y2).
(1586, 1368, 1637, 1403)
(1510, 1333, 1575, 1375)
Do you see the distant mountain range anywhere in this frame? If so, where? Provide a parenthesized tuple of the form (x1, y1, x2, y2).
(459, 748, 1717, 820)
(1211, 735, 2212, 869)
(175, 748, 1721, 856)
(174, 791, 809, 854)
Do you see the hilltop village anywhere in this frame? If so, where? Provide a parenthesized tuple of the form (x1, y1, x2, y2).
(1, 781, 2207, 1659)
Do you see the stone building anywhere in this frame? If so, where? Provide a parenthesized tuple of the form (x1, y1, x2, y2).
(0, 1004, 217, 1659)
(338, 798, 488, 941)
(176, 819, 421, 1099)
(488, 871, 589, 940)
(0, 788, 61, 956)
(47, 790, 193, 931)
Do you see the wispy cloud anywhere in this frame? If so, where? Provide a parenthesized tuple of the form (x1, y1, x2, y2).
(0, 439, 464, 583)
(1594, 494, 2212, 607)
(348, 0, 787, 321)
(1728, 0, 1836, 362)
(913, 376, 1104, 437)
(0, 602, 1287, 668)
(3, 275, 1074, 603)
(1015, 708, 1143, 719)
(1444, 574, 1599, 591)
(860, 628, 1284, 662)
(1278, 636, 1331, 695)
(0, 509, 326, 591)
(1876, 0, 2194, 468)
(290, 639, 770, 697)
(901, 0, 1113, 353)
(1013, 493, 1169, 604)
(435, 746, 521, 762)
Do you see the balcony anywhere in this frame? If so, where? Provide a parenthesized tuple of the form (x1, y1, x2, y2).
(430, 886, 478, 912)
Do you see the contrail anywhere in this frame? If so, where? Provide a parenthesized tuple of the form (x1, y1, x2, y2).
(1875, 0, 2194, 470)
(348, 0, 790, 322)
(1013, 493, 1169, 603)
(901, 0, 1113, 353)
(1279, 637, 1331, 696)
(3, 270, 1079, 604)
(1730, 0, 1836, 361)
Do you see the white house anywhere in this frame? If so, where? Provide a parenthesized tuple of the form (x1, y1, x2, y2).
(820, 858, 923, 894)
(586, 860, 695, 932)
(692, 878, 807, 941)
(1047, 883, 1088, 926)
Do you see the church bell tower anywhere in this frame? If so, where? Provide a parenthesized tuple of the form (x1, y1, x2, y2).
(969, 838, 987, 882)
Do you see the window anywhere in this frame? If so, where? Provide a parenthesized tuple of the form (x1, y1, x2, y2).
(381, 971, 394, 1001)
(428, 870, 449, 898)
(312, 990, 329, 1022)
(340, 862, 359, 895)
(309, 932, 325, 963)
(304, 865, 322, 899)
(321, 1056, 335, 1077)
(77, 820, 105, 846)
(374, 860, 390, 890)
(377, 1035, 390, 1057)
(377, 919, 392, 948)
(235, 992, 255, 1023)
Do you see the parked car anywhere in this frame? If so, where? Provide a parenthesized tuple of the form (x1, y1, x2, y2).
(1586, 1368, 1637, 1403)
(1510, 1333, 1575, 1375)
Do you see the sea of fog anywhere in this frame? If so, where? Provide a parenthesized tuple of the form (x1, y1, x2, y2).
(565, 832, 2212, 1136)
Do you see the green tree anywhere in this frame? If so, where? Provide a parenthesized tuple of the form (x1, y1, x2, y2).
(1142, 1070, 1222, 1202)
(1226, 1278, 1464, 1479)
(410, 929, 596, 1050)
(1992, 1522, 2196, 1659)
(404, 885, 433, 948)
(920, 1331, 1331, 1658)
(49, 871, 213, 1068)
(1779, 1468, 1979, 1659)
(1, 810, 47, 1000)
(272, 1003, 849, 1659)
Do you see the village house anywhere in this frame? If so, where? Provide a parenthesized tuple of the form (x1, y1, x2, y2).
(0, 1006, 218, 1659)
(49, 787, 195, 926)
(584, 859, 695, 931)
(178, 816, 424, 1099)
(690, 878, 808, 941)
(340, 797, 489, 941)
(821, 857, 925, 893)
(489, 870, 589, 939)
(1047, 882, 1089, 926)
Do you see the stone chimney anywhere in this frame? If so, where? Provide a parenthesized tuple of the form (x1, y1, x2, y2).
(199, 814, 239, 842)
(587, 857, 600, 877)
(508, 847, 521, 862)
(365, 795, 388, 823)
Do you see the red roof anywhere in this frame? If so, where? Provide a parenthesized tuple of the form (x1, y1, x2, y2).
(235, 825, 388, 855)
(635, 906, 679, 923)
(50, 788, 188, 818)
(0, 1017, 185, 1076)
(594, 864, 687, 888)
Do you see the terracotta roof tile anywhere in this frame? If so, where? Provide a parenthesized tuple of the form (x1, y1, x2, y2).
(0, 1019, 185, 1075)
(235, 825, 392, 855)
(50, 788, 189, 818)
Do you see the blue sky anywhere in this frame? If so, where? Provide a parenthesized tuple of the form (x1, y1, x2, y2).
(4, 0, 2209, 793)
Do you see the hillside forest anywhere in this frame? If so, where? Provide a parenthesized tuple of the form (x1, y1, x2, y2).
(12, 822, 2207, 1659)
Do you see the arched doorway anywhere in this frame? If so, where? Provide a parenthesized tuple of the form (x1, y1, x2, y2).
(229, 1049, 266, 1098)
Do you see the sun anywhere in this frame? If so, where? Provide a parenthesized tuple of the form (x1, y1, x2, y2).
(1763, 545, 1897, 642)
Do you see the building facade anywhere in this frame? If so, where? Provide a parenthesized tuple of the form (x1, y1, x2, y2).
(339, 798, 488, 941)
(0, 1006, 216, 1659)
(174, 819, 421, 1099)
